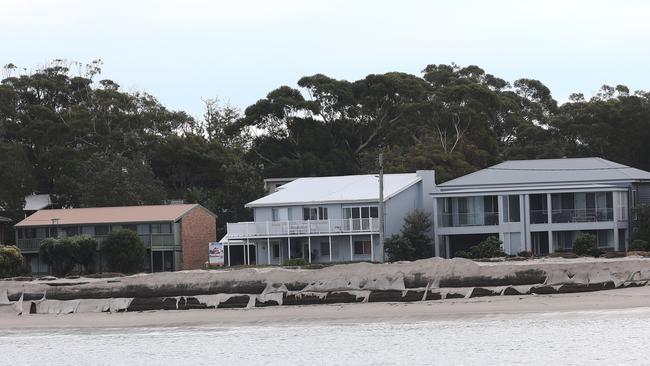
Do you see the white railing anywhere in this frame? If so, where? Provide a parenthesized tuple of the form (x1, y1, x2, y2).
(227, 218, 380, 238)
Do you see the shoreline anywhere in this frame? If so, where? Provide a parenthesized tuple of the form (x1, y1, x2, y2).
(3, 285, 650, 329)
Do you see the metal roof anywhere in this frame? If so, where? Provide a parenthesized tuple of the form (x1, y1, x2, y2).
(15, 204, 213, 227)
(246, 173, 421, 207)
(439, 158, 650, 189)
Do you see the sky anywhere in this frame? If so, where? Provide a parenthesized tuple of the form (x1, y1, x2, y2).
(3, 0, 650, 118)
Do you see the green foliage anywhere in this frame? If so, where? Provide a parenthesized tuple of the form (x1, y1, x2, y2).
(72, 235, 98, 273)
(517, 251, 533, 257)
(100, 229, 146, 274)
(385, 210, 433, 261)
(40, 237, 78, 277)
(0, 245, 26, 278)
(284, 258, 307, 266)
(633, 205, 650, 244)
(629, 239, 649, 252)
(455, 236, 506, 259)
(572, 233, 601, 257)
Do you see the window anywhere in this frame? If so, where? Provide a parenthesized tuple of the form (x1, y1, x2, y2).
(503, 195, 520, 223)
(95, 225, 109, 236)
(344, 206, 378, 219)
(354, 240, 371, 255)
(272, 208, 289, 221)
(272, 243, 280, 258)
(303, 207, 328, 220)
(151, 223, 172, 234)
(319, 207, 328, 220)
(122, 224, 137, 233)
(63, 226, 79, 237)
(320, 242, 330, 256)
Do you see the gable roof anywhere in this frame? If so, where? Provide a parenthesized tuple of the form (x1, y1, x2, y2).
(15, 204, 213, 227)
(246, 173, 421, 207)
(439, 157, 650, 189)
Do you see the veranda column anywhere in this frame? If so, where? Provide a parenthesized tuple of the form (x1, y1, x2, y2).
(349, 235, 353, 261)
(328, 235, 333, 263)
(613, 191, 620, 250)
(308, 236, 312, 263)
(432, 197, 440, 257)
(523, 194, 532, 252)
(547, 193, 554, 253)
(267, 238, 271, 265)
(370, 233, 374, 262)
(227, 239, 231, 266)
(246, 238, 250, 265)
(287, 237, 291, 260)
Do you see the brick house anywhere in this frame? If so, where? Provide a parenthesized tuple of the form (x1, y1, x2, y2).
(15, 204, 217, 273)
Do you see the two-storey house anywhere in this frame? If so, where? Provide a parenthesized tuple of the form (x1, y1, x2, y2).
(433, 158, 650, 257)
(15, 204, 217, 273)
(224, 171, 435, 265)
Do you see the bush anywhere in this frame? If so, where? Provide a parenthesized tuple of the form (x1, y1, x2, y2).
(0, 245, 27, 278)
(572, 233, 602, 257)
(454, 236, 506, 259)
(40, 237, 79, 277)
(100, 229, 146, 274)
(517, 251, 533, 257)
(629, 239, 649, 251)
(284, 258, 307, 266)
(384, 210, 432, 262)
(73, 235, 98, 273)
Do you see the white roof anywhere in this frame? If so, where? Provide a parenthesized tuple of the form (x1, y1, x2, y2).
(439, 158, 650, 189)
(246, 174, 421, 207)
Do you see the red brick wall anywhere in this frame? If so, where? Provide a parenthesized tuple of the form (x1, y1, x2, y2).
(180, 206, 217, 270)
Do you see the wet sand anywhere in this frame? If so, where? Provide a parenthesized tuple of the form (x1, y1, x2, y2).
(2, 285, 650, 329)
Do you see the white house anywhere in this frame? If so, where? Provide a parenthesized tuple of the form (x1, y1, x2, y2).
(432, 158, 650, 257)
(224, 171, 435, 265)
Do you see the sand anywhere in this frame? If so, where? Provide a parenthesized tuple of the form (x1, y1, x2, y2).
(2, 285, 650, 329)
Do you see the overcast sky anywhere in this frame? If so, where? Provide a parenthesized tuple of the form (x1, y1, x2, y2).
(4, 0, 650, 117)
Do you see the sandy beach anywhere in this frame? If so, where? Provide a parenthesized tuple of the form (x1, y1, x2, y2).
(2, 285, 650, 329)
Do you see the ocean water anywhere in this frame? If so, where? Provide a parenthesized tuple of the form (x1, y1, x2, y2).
(2, 311, 649, 365)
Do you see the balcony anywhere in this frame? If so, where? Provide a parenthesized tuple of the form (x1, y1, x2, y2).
(227, 218, 380, 239)
(551, 208, 613, 223)
(438, 212, 499, 227)
(16, 233, 176, 253)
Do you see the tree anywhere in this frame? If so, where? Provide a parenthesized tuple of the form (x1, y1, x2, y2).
(39, 237, 78, 277)
(633, 205, 650, 244)
(573, 233, 600, 257)
(100, 229, 145, 274)
(384, 210, 433, 261)
(0, 245, 26, 278)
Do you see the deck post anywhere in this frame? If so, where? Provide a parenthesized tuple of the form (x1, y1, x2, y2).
(308, 236, 312, 263)
(227, 239, 231, 266)
(246, 238, 250, 265)
(547, 193, 554, 253)
(288, 237, 291, 260)
(349, 235, 353, 261)
(328, 235, 333, 263)
(370, 233, 374, 262)
(267, 238, 271, 265)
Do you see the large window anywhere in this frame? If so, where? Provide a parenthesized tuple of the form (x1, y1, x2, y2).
(272, 208, 289, 222)
(353, 240, 371, 255)
(95, 225, 109, 236)
(151, 223, 172, 234)
(344, 206, 379, 219)
(503, 195, 521, 223)
(303, 207, 328, 220)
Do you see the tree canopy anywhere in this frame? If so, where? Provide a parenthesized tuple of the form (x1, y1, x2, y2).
(2, 60, 650, 241)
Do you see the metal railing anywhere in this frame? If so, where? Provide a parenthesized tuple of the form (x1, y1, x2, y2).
(16, 233, 176, 252)
(437, 212, 499, 227)
(227, 218, 380, 238)
(550, 208, 613, 223)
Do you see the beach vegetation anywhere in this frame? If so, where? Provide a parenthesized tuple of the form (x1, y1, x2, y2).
(629, 239, 649, 252)
(572, 233, 602, 257)
(385, 210, 433, 261)
(100, 229, 146, 274)
(455, 236, 506, 259)
(39, 237, 79, 277)
(284, 258, 308, 266)
(0, 245, 27, 278)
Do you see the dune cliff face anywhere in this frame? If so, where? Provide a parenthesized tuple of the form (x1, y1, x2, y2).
(2, 257, 650, 315)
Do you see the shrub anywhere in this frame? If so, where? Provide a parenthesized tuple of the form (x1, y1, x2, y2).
(0, 245, 27, 278)
(72, 235, 98, 273)
(517, 251, 533, 257)
(573, 233, 601, 257)
(284, 258, 307, 266)
(629, 239, 649, 252)
(385, 234, 415, 261)
(384, 210, 433, 262)
(454, 236, 506, 259)
(100, 229, 146, 274)
(40, 237, 79, 277)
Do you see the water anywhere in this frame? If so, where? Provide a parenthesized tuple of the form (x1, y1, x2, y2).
(2, 311, 649, 365)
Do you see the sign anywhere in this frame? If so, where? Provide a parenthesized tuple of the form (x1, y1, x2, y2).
(208, 241, 225, 266)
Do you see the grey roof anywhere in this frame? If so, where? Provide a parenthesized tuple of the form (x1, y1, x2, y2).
(439, 158, 650, 189)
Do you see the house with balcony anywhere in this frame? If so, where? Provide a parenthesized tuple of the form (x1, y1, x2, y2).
(433, 158, 650, 257)
(15, 204, 217, 273)
(224, 171, 435, 265)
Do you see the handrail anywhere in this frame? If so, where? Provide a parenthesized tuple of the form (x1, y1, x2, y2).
(227, 218, 380, 238)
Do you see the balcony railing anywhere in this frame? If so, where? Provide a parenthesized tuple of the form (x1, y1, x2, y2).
(16, 233, 176, 253)
(438, 212, 499, 227)
(227, 218, 380, 239)
(551, 208, 613, 223)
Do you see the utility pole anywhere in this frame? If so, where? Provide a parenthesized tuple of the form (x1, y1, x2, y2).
(378, 153, 385, 262)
